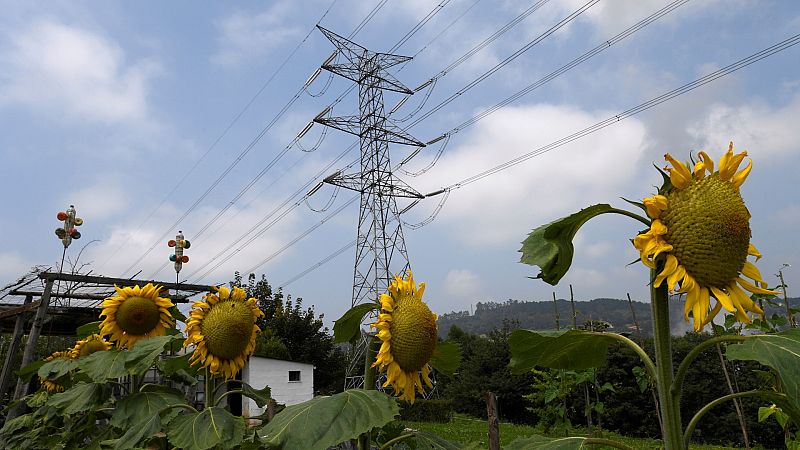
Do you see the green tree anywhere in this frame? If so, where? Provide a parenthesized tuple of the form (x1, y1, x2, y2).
(233, 273, 346, 395)
(438, 321, 536, 423)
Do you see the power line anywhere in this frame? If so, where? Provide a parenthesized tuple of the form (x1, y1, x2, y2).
(405, 0, 599, 128)
(128, 2, 395, 278)
(438, 32, 800, 192)
(178, 1, 494, 281)
(175, 0, 573, 282)
(276, 31, 800, 287)
(100, 0, 338, 271)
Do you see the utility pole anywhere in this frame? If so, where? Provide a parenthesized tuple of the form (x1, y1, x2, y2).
(777, 264, 795, 328)
(313, 26, 425, 388)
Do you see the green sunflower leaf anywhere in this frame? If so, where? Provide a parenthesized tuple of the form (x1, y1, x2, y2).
(258, 389, 399, 450)
(430, 341, 461, 376)
(508, 330, 619, 373)
(76, 320, 102, 338)
(168, 305, 187, 323)
(110, 385, 186, 450)
(505, 435, 588, 449)
(78, 348, 127, 381)
(17, 360, 46, 382)
(240, 381, 271, 408)
(46, 382, 108, 415)
(412, 430, 471, 449)
(158, 351, 194, 376)
(125, 335, 183, 377)
(519, 204, 618, 285)
(333, 302, 380, 343)
(726, 329, 800, 408)
(37, 357, 79, 379)
(166, 406, 245, 450)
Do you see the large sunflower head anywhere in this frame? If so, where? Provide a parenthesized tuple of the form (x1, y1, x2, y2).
(184, 286, 264, 380)
(99, 283, 174, 349)
(38, 351, 73, 393)
(71, 333, 112, 358)
(634, 142, 777, 330)
(371, 272, 438, 403)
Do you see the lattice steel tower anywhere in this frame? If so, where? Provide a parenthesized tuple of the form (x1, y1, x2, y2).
(313, 26, 425, 388)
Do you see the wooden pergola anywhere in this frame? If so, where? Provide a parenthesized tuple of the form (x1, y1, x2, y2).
(0, 271, 217, 407)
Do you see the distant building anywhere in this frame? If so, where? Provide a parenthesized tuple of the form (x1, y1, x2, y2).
(242, 357, 314, 418)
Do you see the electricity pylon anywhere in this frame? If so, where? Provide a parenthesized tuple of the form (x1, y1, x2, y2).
(313, 26, 425, 388)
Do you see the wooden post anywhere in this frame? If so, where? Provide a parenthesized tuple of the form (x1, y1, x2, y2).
(569, 285, 577, 328)
(486, 391, 500, 450)
(267, 399, 276, 421)
(0, 294, 33, 401)
(552, 292, 560, 330)
(778, 268, 796, 328)
(627, 293, 641, 333)
(8, 279, 54, 419)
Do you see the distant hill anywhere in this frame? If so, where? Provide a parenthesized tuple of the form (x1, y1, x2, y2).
(437, 297, 800, 338)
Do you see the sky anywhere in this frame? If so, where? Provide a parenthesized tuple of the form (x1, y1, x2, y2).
(0, 0, 798, 329)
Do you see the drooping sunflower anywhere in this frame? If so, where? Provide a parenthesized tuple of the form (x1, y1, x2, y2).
(634, 142, 777, 330)
(184, 286, 264, 380)
(99, 283, 174, 349)
(38, 351, 72, 393)
(371, 272, 438, 403)
(71, 333, 112, 358)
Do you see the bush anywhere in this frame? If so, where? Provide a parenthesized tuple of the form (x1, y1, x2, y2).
(399, 399, 454, 423)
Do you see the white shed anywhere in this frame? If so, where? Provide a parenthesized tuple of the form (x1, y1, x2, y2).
(242, 357, 314, 417)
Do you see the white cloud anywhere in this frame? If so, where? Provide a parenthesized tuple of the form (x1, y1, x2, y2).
(212, 3, 302, 67)
(0, 19, 159, 124)
(443, 269, 482, 296)
(687, 94, 800, 160)
(413, 103, 648, 246)
(85, 196, 303, 284)
(67, 178, 130, 221)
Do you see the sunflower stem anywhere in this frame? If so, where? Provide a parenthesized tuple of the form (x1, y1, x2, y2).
(378, 432, 416, 450)
(358, 335, 378, 450)
(215, 389, 243, 407)
(683, 390, 791, 448)
(650, 269, 683, 449)
(205, 368, 215, 410)
(671, 335, 746, 404)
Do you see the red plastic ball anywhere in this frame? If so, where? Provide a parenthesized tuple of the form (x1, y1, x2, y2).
(57, 212, 68, 221)
(168, 240, 176, 247)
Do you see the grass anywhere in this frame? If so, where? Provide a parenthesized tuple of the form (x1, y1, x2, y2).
(400, 414, 747, 449)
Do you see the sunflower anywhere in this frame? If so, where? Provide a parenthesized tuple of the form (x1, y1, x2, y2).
(71, 334, 112, 358)
(634, 142, 777, 330)
(38, 351, 72, 393)
(371, 272, 438, 403)
(99, 283, 174, 349)
(184, 286, 263, 380)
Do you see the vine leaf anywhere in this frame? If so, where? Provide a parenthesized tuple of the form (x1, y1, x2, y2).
(258, 389, 399, 450)
(166, 406, 245, 450)
(333, 303, 379, 343)
(78, 349, 127, 381)
(508, 330, 619, 373)
(430, 341, 461, 376)
(519, 204, 618, 285)
(726, 329, 800, 408)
